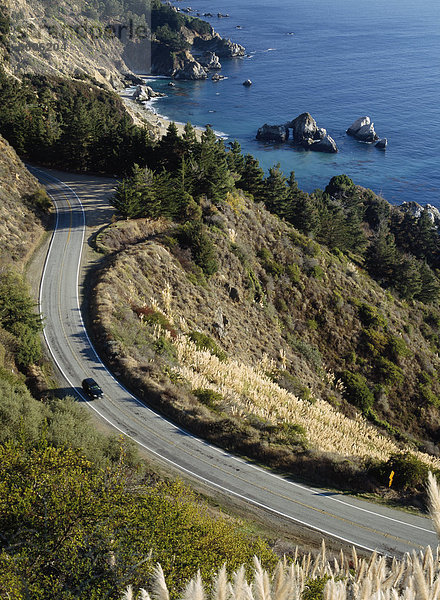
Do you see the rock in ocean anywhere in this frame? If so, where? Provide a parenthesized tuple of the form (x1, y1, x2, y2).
(347, 116, 379, 142)
(256, 112, 337, 152)
(256, 124, 290, 143)
(288, 113, 338, 153)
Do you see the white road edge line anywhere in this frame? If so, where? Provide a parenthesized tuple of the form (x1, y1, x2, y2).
(33, 167, 433, 555)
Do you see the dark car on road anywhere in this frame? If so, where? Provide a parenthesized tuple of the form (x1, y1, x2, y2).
(82, 378, 103, 399)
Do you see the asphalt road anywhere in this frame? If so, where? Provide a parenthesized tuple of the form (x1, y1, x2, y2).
(33, 166, 438, 557)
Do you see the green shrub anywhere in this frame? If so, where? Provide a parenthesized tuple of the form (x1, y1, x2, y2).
(286, 263, 301, 284)
(341, 371, 374, 412)
(154, 336, 176, 358)
(177, 221, 218, 276)
(288, 336, 322, 372)
(358, 303, 387, 329)
(188, 331, 227, 361)
(307, 319, 318, 331)
(418, 383, 439, 408)
(309, 264, 324, 280)
(257, 248, 284, 278)
(10, 322, 42, 367)
(27, 188, 51, 212)
(385, 335, 411, 363)
(361, 327, 387, 357)
(302, 575, 331, 600)
(193, 388, 223, 409)
(374, 356, 404, 386)
(378, 453, 430, 491)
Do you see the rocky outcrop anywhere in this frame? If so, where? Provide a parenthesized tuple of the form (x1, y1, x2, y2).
(256, 112, 337, 152)
(193, 33, 245, 58)
(288, 113, 338, 153)
(151, 45, 207, 80)
(174, 56, 208, 80)
(375, 138, 387, 150)
(199, 52, 222, 70)
(398, 202, 440, 229)
(347, 116, 379, 142)
(289, 113, 322, 144)
(243, 79, 252, 87)
(256, 124, 289, 143)
(310, 135, 338, 153)
(132, 85, 165, 102)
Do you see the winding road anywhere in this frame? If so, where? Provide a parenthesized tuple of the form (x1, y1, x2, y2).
(32, 166, 438, 558)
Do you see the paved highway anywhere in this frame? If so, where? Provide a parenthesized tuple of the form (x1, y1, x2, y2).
(33, 166, 438, 557)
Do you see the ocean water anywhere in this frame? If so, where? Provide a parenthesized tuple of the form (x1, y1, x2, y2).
(148, 0, 440, 208)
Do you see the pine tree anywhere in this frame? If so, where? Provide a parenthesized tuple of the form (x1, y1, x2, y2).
(285, 171, 318, 234)
(264, 163, 289, 218)
(227, 140, 245, 178)
(366, 225, 399, 284)
(415, 261, 440, 304)
(393, 254, 423, 300)
(157, 121, 184, 171)
(236, 154, 265, 203)
(194, 127, 233, 203)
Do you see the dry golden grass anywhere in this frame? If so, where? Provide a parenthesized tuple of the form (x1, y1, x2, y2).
(170, 333, 440, 470)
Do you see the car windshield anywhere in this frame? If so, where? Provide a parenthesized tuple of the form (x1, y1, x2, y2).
(90, 384, 101, 391)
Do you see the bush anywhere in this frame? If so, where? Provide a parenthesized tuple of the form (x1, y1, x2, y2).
(302, 575, 331, 600)
(341, 371, 374, 412)
(257, 248, 284, 278)
(374, 356, 404, 386)
(193, 388, 223, 409)
(379, 452, 430, 491)
(288, 336, 322, 372)
(27, 188, 51, 212)
(358, 303, 387, 329)
(286, 263, 301, 284)
(177, 221, 219, 276)
(385, 335, 411, 363)
(188, 331, 227, 361)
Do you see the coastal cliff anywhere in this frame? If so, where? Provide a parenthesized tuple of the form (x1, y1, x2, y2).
(3, 0, 244, 86)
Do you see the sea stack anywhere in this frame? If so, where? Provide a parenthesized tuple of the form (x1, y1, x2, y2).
(347, 116, 379, 142)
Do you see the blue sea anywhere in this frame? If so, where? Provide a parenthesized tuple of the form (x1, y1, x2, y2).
(148, 0, 440, 208)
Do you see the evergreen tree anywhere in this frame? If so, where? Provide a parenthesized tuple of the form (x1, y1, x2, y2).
(157, 122, 184, 171)
(194, 127, 233, 203)
(393, 254, 423, 300)
(182, 122, 198, 153)
(236, 154, 265, 203)
(415, 262, 440, 304)
(264, 163, 289, 218)
(227, 140, 245, 178)
(365, 225, 399, 284)
(286, 172, 318, 234)
(112, 164, 159, 219)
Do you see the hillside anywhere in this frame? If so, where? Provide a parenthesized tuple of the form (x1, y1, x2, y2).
(2, 0, 242, 89)
(91, 180, 440, 497)
(0, 135, 50, 267)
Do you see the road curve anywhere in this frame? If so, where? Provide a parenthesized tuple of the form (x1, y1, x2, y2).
(33, 166, 438, 557)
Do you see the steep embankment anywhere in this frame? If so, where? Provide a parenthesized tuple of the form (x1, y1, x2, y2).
(91, 191, 440, 494)
(0, 135, 49, 267)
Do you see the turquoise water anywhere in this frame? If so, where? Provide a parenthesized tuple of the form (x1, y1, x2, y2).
(149, 0, 440, 207)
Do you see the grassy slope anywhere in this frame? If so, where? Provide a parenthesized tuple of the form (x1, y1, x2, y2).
(91, 191, 440, 494)
(0, 135, 47, 267)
